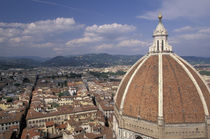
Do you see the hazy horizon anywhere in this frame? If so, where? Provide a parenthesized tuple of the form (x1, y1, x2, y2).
(1, 53, 210, 59)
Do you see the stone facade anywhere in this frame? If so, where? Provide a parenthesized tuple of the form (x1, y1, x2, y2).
(113, 105, 210, 139)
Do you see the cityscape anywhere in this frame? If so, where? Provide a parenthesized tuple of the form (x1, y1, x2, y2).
(0, 59, 210, 138)
(0, 0, 210, 139)
(0, 65, 129, 138)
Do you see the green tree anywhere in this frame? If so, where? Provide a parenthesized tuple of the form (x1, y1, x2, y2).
(6, 97, 13, 102)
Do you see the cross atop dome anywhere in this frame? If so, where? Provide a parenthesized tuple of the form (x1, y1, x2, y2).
(149, 13, 172, 53)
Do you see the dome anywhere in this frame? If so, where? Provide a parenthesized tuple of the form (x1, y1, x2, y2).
(115, 54, 210, 123)
(113, 15, 210, 139)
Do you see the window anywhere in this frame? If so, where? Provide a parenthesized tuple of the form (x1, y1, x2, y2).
(136, 135, 143, 139)
(162, 40, 164, 51)
(157, 40, 159, 51)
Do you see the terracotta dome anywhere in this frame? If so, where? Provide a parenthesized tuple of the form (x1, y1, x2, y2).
(113, 14, 210, 139)
(115, 54, 210, 124)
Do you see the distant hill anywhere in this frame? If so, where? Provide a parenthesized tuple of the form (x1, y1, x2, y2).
(181, 56, 210, 65)
(0, 57, 41, 70)
(11, 56, 50, 62)
(42, 54, 142, 67)
(0, 54, 210, 70)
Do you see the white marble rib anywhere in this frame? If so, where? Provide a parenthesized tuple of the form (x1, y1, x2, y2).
(171, 54, 209, 116)
(120, 55, 150, 112)
(114, 55, 147, 102)
(158, 53, 163, 117)
(175, 54, 210, 95)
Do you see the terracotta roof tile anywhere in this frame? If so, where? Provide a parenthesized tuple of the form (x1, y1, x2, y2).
(123, 55, 158, 122)
(163, 55, 204, 123)
(115, 54, 209, 124)
(46, 121, 54, 127)
(178, 57, 210, 114)
(115, 57, 145, 109)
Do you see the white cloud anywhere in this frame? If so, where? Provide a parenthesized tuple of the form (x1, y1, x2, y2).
(0, 17, 86, 57)
(66, 23, 136, 47)
(173, 26, 210, 41)
(179, 33, 209, 40)
(0, 19, 146, 56)
(117, 39, 147, 47)
(53, 47, 64, 52)
(0, 28, 22, 37)
(0, 17, 83, 39)
(23, 17, 83, 34)
(0, 17, 83, 49)
(173, 26, 194, 32)
(34, 42, 54, 48)
(65, 23, 148, 54)
(96, 44, 114, 51)
(169, 26, 210, 57)
(10, 36, 33, 43)
(198, 27, 210, 33)
(137, 0, 210, 20)
(0, 23, 25, 28)
(66, 36, 102, 46)
(86, 23, 135, 34)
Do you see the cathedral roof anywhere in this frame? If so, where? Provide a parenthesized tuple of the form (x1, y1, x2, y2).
(114, 14, 210, 124)
(115, 54, 210, 124)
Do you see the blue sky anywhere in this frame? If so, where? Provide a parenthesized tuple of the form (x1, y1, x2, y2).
(0, 0, 210, 57)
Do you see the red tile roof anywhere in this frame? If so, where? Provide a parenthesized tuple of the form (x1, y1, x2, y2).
(46, 121, 54, 127)
(115, 54, 210, 124)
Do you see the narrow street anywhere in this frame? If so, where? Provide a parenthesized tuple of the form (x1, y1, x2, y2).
(18, 75, 38, 138)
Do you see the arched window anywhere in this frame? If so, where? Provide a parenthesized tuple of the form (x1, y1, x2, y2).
(136, 135, 143, 139)
(162, 40, 164, 51)
(157, 40, 159, 51)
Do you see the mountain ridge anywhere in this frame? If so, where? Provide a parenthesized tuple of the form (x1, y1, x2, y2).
(0, 53, 210, 70)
